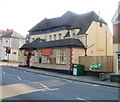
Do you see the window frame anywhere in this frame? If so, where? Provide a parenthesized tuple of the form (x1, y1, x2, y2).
(56, 48, 66, 64)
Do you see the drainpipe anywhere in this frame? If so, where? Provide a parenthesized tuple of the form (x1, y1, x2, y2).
(85, 34, 88, 56)
(106, 25, 107, 56)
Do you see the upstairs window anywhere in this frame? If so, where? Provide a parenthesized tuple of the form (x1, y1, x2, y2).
(49, 35, 52, 41)
(100, 22, 102, 27)
(73, 33, 76, 38)
(4, 40, 9, 47)
(59, 33, 61, 40)
(32, 38, 35, 41)
(54, 34, 56, 40)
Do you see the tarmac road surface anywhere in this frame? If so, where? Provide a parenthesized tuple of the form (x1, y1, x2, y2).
(0, 66, 119, 101)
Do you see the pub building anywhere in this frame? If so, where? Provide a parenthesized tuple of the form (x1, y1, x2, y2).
(19, 38, 85, 73)
(19, 11, 113, 74)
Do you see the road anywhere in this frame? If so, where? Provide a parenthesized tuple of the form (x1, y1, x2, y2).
(0, 66, 119, 101)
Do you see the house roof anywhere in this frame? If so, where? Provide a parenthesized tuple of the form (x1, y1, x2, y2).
(20, 38, 85, 50)
(0, 31, 25, 39)
(1, 32, 13, 37)
(29, 11, 107, 35)
(112, 2, 120, 24)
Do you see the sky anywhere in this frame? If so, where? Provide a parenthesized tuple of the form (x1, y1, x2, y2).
(0, 0, 119, 37)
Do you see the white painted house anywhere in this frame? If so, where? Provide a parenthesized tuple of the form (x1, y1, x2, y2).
(0, 30, 25, 62)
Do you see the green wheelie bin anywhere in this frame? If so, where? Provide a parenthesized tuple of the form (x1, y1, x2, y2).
(73, 64, 85, 76)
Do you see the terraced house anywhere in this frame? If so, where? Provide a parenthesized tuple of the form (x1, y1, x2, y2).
(0, 29, 25, 62)
(19, 11, 113, 73)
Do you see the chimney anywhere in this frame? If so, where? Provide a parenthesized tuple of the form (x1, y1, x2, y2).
(6, 29, 13, 33)
(0, 30, 5, 34)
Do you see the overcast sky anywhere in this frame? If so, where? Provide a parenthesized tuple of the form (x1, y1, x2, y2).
(0, 0, 119, 36)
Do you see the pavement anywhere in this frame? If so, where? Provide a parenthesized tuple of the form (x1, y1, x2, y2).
(0, 61, 119, 88)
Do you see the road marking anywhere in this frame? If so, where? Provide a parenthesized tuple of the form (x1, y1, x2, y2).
(40, 83, 59, 91)
(49, 88, 59, 91)
(2, 71, 60, 91)
(3, 71, 19, 79)
(62, 79, 72, 82)
(17, 76, 21, 80)
(40, 83, 50, 90)
(76, 97, 92, 102)
(76, 97, 85, 100)
(93, 85, 99, 87)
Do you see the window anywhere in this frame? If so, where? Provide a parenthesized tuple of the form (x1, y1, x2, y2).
(49, 35, 52, 41)
(32, 38, 35, 41)
(73, 33, 76, 38)
(118, 54, 120, 59)
(39, 57, 42, 63)
(59, 33, 61, 40)
(56, 49, 66, 64)
(118, 54, 120, 70)
(100, 22, 102, 27)
(12, 52, 17, 56)
(54, 34, 56, 40)
(4, 40, 9, 47)
(43, 55, 51, 63)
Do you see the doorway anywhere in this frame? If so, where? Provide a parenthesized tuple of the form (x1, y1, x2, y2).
(26, 52, 32, 66)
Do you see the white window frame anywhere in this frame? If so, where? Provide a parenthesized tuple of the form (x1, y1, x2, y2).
(56, 49, 66, 64)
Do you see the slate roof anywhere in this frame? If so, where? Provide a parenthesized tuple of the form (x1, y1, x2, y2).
(29, 11, 107, 35)
(111, 4, 120, 23)
(1, 32, 13, 37)
(20, 38, 85, 50)
(0, 31, 25, 39)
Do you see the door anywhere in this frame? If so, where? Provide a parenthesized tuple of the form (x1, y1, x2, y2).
(26, 52, 32, 66)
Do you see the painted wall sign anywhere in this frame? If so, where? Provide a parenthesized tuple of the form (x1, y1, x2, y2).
(40, 49, 52, 55)
(88, 63, 102, 71)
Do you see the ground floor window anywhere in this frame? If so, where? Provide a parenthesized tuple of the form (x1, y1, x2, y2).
(12, 52, 17, 56)
(39, 48, 66, 64)
(56, 49, 66, 64)
(43, 55, 51, 63)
